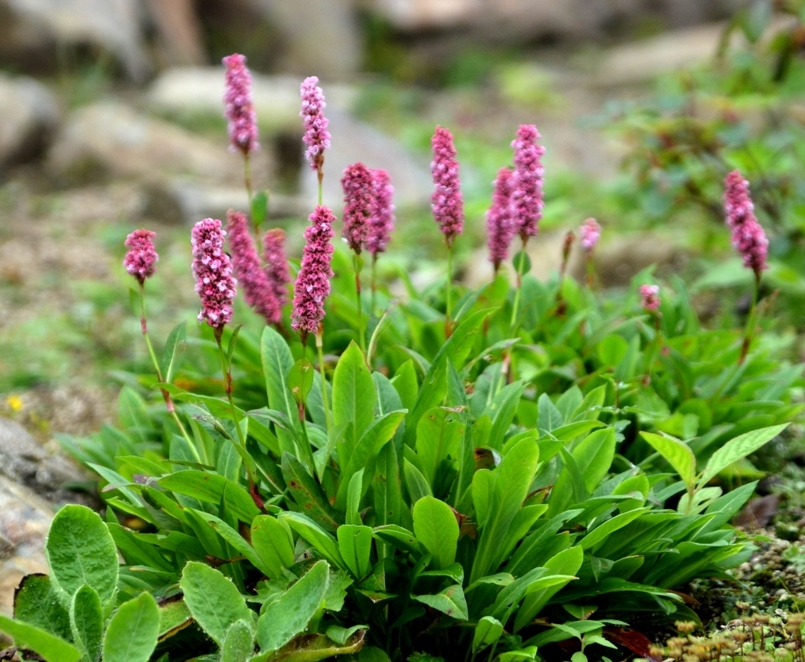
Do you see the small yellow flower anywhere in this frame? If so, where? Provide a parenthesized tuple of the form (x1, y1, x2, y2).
(6, 395, 23, 412)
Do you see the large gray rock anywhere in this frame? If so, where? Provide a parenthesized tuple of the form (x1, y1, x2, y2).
(0, 73, 61, 170)
(250, 0, 362, 80)
(47, 101, 274, 191)
(300, 108, 432, 210)
(0, 0, 150, 81)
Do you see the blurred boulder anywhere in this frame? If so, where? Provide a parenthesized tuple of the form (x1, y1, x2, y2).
(145, 0, 206, 66)
(0, 73, 61, 171)
(0, 0, 150, 81)
(300, 108, 432, 210)
(250, 0, 362, 80)
(46, 101, 274, 192)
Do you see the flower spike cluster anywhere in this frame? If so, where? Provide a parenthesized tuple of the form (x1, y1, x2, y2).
(292, 206, 336, 337)
(191, 219, 237, 332)
(300, 76, 331, 172)
(124, 229, 158, 284)
(367, 168, 395, 257)
(486, 167, 515, 270)
(580, 218, 601, 254)
(723, 170, 768, 280)
(263, 229, 291, 309)
(341, 162, 374, 253)
(639, 284, 661, 312)
(223, 53, 259, 155)
(227, 210, 280, 325)
(511, 124, 545, 243)
(430, 126, 464, 246)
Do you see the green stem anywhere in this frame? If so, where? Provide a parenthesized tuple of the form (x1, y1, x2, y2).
(315, 333, 332, 433)
(739, 274, 761, 365)
(509, 238, 528, 333)
(137, 284, 197, 461)
(353, 252, 365, 351)
(371, 254, 378, 316)
(244, 153, 253, 210)
(317, 162, 324, 207)
(215, 331, 260, 503)
(446, 242, 454, 335)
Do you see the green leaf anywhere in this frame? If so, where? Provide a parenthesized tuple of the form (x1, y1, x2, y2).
(404, 458, 433, 504)
(337, 525, 374, 579)
(281, 513, 346, 570)
(641, 432, 696, 489)
(288, 358, 315, 406)
(180, 561, 253, 646)
(413, 584, 468, 621)
(45, 505, 119, 606)
(261, 326, 299, 450)
(346, 469, 365, 526)
(160, 321, 187, 383)
(537, 394, 563, 433)
(251, 190, 269, 228)
(70, 585, 103, 662)
(252, 515, 296, 579)
(416, 407, 465, 488)
(118, 386, 151, 444)
(0, 613, 81, 662)
(222, 619, 256, 662)
(256, 560, 330, 654)
(326, 624, 367, 646)
(332, 341, 377, 444)
(13, 574, 71, 641)
(580, 508, 649, 551)
(101, 593, 160, 662)
(514, 546, 583, 632)
(412, 496, 458, 569)
(192, 510, 273, 577)
(472, 616, 504, 653)
(512, 250, 532, 275)
(699, 424, 788, 487)
(281, 452, 340, 531)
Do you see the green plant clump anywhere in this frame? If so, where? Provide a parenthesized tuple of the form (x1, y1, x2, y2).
(1, 59, 803, 662)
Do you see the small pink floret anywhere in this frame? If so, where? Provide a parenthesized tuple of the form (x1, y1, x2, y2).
(223, 53, 259, 155)
(263, 229, 291, 309)
(639, 284, 661, 312)
(191, 218, 237, 330)
(723, 170, 768, 278)
(511, 124, 545, 242)
(367, 169, 395, 256)
(486, 167, 515, 269)
(580, 218, 601, 253)
(341, 162, 374, 253)
(430, 126, 464, 245)
(292, 206, 336, 336)
(300, 76, 331, 170)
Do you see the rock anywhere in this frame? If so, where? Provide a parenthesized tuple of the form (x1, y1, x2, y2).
(148, 67, 358, 137)
(0, 73, 61, 170)
(253, 0, 362, 81)
(46, 101, 275, 192)
(0, 475, 53, 616)
(144, 0, 206, 66)
(300, 108, 432, 210)
(584, 233, 688, 288)
(0, 0, 150, 81)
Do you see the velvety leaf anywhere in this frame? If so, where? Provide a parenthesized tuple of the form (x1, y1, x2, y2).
(45, 505, 119, 606)
(13, 574, 71, 642)
(70, 584, 103, 662)
(413, 496, 459, 569)
(222, 618, 256, 662)
(180, 561, 253, 646)
(256, 560, 330, 654)
(102, 592, 160, 662)
(0, 613, 81, 662)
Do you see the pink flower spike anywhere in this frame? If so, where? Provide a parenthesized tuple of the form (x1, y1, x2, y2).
(430, 126, 464, 246)
(227, 210, 281, 325)
(486, 167, 515, 270)
(341, 162, 374, 253)
(511, 124, 545, 243)
(639, 284, 661, 312)
(124, 229, 158, 284)
(300, 76, 331, 171)
(580, 218, 601, 253)
(191, 218, 237, 332)
(263, 228, 291, 309)
(292, 206, 336, 338)
(223, 53, 259, 155)
(723, 170, 768, 279)
(367, 168, 395, 256)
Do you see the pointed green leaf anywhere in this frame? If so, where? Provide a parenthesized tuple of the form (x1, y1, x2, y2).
(413, 584, 468, 621)
(0, 613, 81, 662)
(281, 513, 346, 570)
(699, 424, 788, 487)
(641, 432, 696, 489)
(70, 585, 103, 662)
(416, 407, 465, 488)
(337, 525, 373, 579)
(160, 321, 187, 383)
(102, 593, 159, 662)
(412, 496, 458, 569)
(252, 515, 296, 578)
(222, 619, 256, 662)
(332, 341, 376, 442)
(472, 616, 504, 653)
(13, 574, 71, 641)
(281, 452, 340, 531)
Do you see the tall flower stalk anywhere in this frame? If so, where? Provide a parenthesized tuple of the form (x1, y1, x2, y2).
(555, 230, 575, 314)
(509, 124, 545, 331)
(367, 168, 395, 313)
(430, 126, 464, 333)
(341, 162, 374, 350)
(301, 76, 331, 206)
(223, 53, 259, 219)
(292, 206, 336, 431)
(192, 219, 263, 509)
(263, 228, 291, 311)
(723, 170, 769, 363)
(124, 230, 196, 456)
(486, 166, 515, 275)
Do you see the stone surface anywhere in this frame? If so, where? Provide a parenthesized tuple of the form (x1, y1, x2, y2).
(144, 0, 206, 66)
(252, 0, 362, 81)
(148, 68, 358, 136)
(300, 108, 432, 210)
(46, 101, 274, 191)
(0, 0, 150, 81)
(0, 73, 61, 171)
